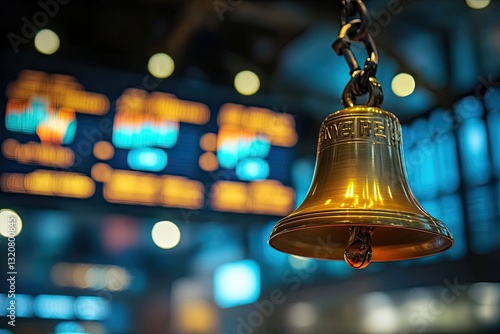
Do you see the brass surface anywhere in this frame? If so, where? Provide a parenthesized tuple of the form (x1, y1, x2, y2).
(269, 106, 454, 261)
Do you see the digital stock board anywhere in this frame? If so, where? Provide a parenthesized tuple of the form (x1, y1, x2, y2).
(0, 69, 297, 216)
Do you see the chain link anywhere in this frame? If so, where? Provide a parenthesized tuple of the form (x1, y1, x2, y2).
(333, 0, 383, 107)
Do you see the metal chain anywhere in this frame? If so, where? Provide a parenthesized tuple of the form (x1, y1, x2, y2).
(333, 0, 383, 107)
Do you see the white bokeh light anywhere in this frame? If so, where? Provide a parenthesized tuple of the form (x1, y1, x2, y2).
(152, 221, 181, 249)
(466, 0, 490, 9)
(34, 29, 60, 55)
(234, 70, 260, 96)
(0, 209, 23, 237)
(148, 53, 175, 79)
(391, 73, 416, 97)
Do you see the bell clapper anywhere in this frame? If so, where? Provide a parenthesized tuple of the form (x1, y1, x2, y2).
(344, 226, 374, 269)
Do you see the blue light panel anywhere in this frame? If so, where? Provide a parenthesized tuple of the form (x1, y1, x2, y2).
(429, 109, 460, 193)
(6, 97, 77, 144)
(458, 118, 492, 185)
(487, 112, 500, 178)
(112, 121, 179, 149)
(127, 148, 168, 172)
(15, 294, 34, 317)
(218, 136, 271, 171)
(409, 119, 438, 200)
(450, 25, 478, 91)
(439, 194, 467, 259)
(434, 132, 460, 193)
(0, 294, 34, 317)
(455, 96, 483, 120)
(235, 158, 269, 181)
(217, 142, 239, 169)
(248, 137, 271, 158)
(54, 321, 86, 333)
(291, 158, 315, 207)
(6, 98, 48, 133)
(466, 186, 498, 254)
(74, 296, 110, 321)
(484, 87, 500, 113)
(34, 295, 75, 319)
(214, 259, 260, 308)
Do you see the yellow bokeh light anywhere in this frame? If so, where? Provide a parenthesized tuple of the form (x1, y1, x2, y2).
(152, 221, 181, 249)
(200, 133, 217, 151)
(234, 70, 260, 96)
(466, 0, 490, 9)
(148, 53, 175, 79)
(2, 170, 95, 198)
(177, 301, 217, 333)
(391, 73, 415, 97)
(2, 139, 74, 168)
(51, 262, 131, 291)
(199, 152, 218, 172)
(73, 263, 91, 289)
(0, 209, 22, 237)
(34, 29, 60, 55)
(91, 163, 113, 183)
(93, 141, 115, 160)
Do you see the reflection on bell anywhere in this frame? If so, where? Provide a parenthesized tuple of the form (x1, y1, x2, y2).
(269, 106, 453, 267)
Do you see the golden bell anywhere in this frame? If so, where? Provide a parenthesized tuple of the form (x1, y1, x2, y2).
(269, 105, 454, 267)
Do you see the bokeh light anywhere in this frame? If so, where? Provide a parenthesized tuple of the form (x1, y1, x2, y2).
(213, 259, 260, 308)
(286, 302, 317, 329)
(177, 300, 217, 333)
(93, 141, 115, 160)
(148, 53, 175, 79)
(151, 220, 181, 249)
(466, 0, 490, 9)
(34, 29, 60, 55)
(91, 163, 113, 183)
(0, 208, 22, 237)
(234, 70, 260, 96)
(362, 292, 398, 333)
(50, 262, 131, 291)
(391, 73, 416, 97)
(199, 152, 219, 172)
(200, 133, 217, 151)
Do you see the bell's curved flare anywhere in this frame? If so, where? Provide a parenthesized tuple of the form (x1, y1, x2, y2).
(269, 106, 453, 262)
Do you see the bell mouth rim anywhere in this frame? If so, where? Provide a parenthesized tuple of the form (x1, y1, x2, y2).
(268, 209, 454, 261)
(273, 209, 453, 238)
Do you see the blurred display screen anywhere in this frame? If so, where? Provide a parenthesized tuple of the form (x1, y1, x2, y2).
(1, 69, 296, 215)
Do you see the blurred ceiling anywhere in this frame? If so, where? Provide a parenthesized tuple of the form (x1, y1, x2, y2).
(1, 0, 500, 121)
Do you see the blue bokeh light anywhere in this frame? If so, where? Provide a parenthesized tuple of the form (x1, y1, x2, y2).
(235, 158, 269, 181)
(74, 296, 110, 321)
(54, 321, 86, 333)
(112, 120, 179, 149)
(214, 259, 261, 308)
(34, 295, 75, 319)
(458, 118, 492, 185)
(127, 147, 168, 172)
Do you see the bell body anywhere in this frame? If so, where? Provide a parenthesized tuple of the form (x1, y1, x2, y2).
(269, 106, 453, 261)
